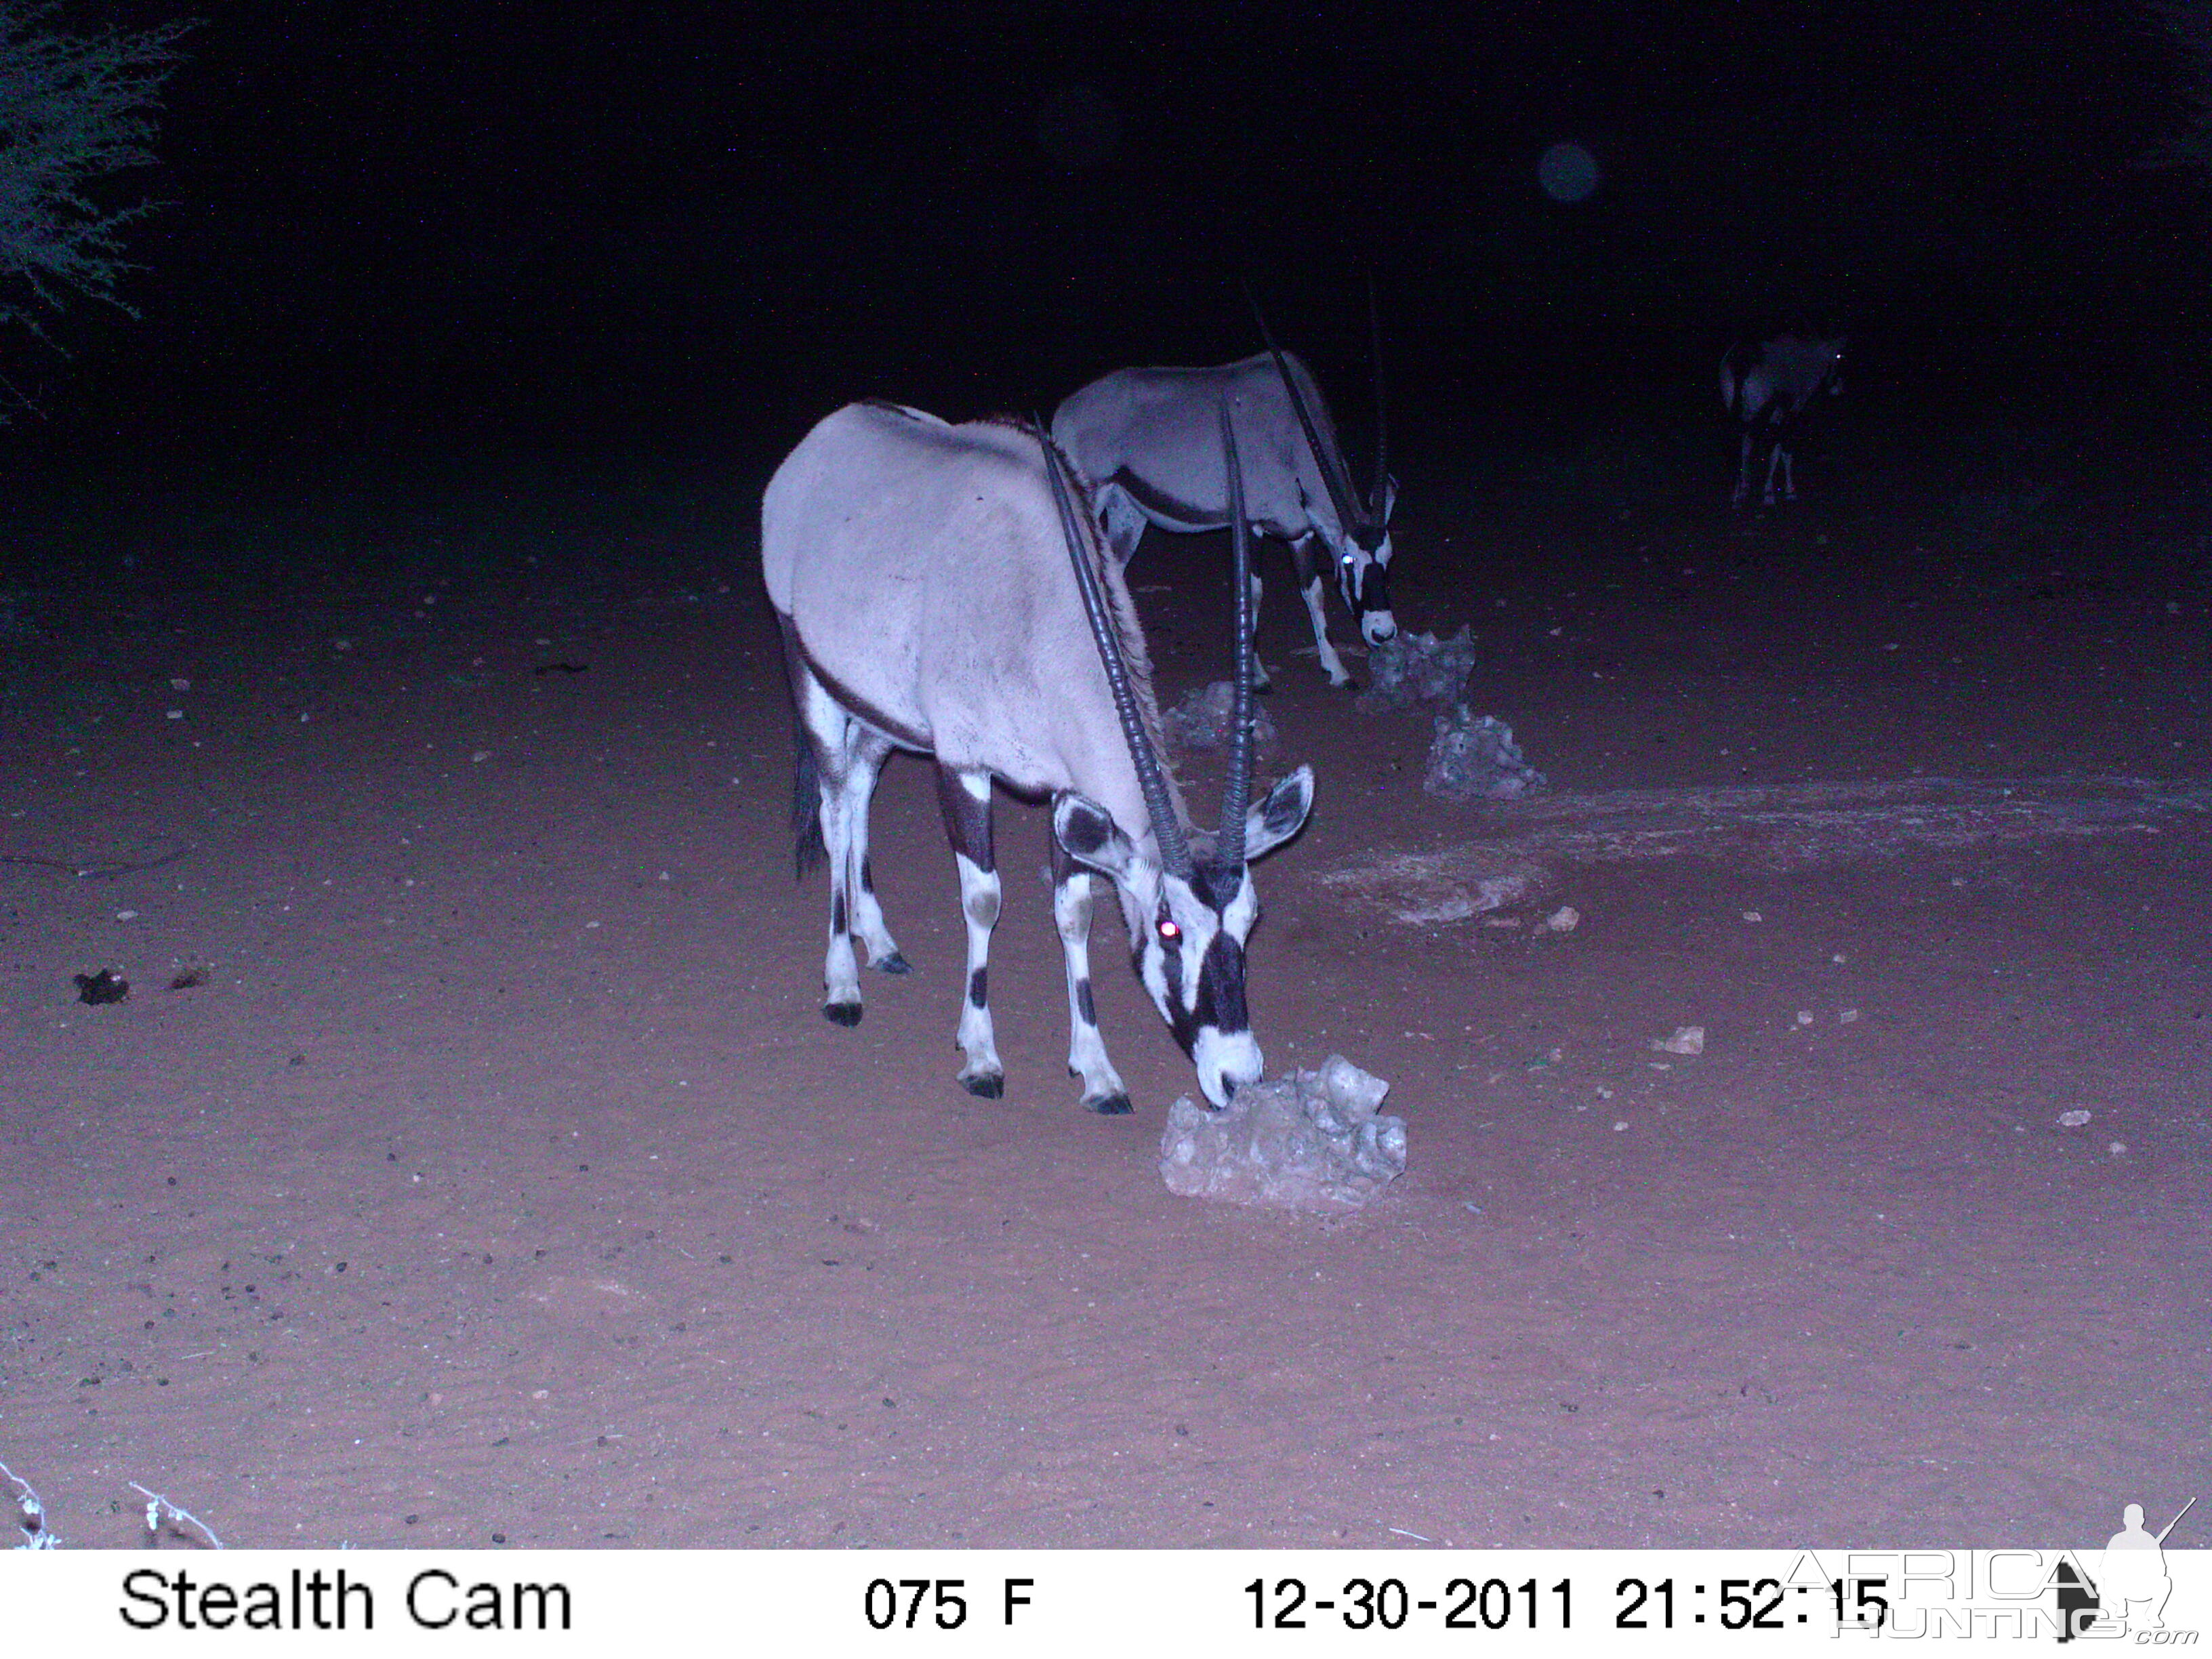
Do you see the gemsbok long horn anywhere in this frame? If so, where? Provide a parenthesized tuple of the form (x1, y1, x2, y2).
(1218, 396, 1254, 867)
(1368, 275, 1389, 522)
(1034, 415, 1193, 880)
(1244, 287, 1370, 538)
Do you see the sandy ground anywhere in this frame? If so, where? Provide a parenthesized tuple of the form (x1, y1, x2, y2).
(1, 440, 2207, 1550)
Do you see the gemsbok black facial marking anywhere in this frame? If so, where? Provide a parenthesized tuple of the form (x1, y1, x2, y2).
(1196, 930, 1250, 1037)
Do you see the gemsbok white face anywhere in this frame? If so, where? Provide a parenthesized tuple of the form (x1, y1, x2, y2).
(761, 400, 1314, 1112)
(1052, 767, 1313, 1108)
(1050, 292, 1398, 689)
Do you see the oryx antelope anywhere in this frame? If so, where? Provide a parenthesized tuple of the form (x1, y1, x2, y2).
(1721, 335, 1844, 507)
(762, 399, 1315, 1113)
(1052, 309, 1396, 689)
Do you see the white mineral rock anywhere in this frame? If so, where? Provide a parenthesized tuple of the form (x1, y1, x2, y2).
(1159, 1055, 1407, 1213)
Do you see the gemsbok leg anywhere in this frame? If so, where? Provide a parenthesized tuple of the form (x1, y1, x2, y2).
(1050, 832, 1132, 1115)
(794, 661, 904, 1027)
(1769, 442, 1795, 504)
(841, 733, 905, 976)
(1288, 531, 1353, 687)
(935, 765, 1004, 1098)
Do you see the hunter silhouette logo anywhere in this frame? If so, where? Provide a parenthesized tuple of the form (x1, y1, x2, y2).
(2057, 1496, 2198, 1641)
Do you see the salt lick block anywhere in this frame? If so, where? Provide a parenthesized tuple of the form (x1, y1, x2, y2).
(1162, 678, 1279, 753)
(1159, 1054, 1408, 1213)
(1357, 626, 1477, 712)
(1426, 709, 1545, 801)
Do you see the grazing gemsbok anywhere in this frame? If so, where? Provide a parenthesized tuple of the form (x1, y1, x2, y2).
(1052, 306, 1396, 689)
(762, 399, 1315, 1113)
(1721, 335, 1845, 507)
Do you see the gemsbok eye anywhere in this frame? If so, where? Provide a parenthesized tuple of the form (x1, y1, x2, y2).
(1158, 919, 1181, 941)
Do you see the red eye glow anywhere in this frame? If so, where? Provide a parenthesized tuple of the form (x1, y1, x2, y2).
(1158, 920, 1181, 941)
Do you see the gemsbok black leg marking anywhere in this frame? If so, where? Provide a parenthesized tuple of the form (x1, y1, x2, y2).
(1288, 532, 1353, 688)
(1246, 564, 1274, 692)
(840, 731, 903, 975)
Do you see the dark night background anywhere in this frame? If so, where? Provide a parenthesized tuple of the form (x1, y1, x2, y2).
(8, 0, 2210, 472)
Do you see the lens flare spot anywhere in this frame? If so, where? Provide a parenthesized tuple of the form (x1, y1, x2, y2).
(1538, 141, 1599, 203)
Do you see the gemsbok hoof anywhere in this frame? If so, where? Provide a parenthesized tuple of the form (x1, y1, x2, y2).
(1085, 1092, 1134, 1116)
(822, 1001, 863, 1027)
(872, 951, 912, 975)
(961, 1071, 1004, 1100)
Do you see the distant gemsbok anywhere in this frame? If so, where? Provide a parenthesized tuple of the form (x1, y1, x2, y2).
(1721, 335, 1844, 507)
(763, 400, 1313, 1113)
(1052, 303, 1396, 689)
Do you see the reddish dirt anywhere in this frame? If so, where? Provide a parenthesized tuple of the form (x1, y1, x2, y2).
(2, 449, 2207, 1549)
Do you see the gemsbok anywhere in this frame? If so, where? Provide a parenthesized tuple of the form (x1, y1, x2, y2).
(762, 400, 1314, 1113)
(1052, 302, 1395, 689)
(1721, 335, 1845, 507)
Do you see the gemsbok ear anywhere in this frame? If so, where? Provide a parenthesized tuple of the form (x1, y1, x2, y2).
(1053, 793, 1141, 883)
(1244, 764, 1315, 861)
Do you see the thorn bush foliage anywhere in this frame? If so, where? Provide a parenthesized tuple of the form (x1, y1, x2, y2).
(0, 3, 189, 398)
